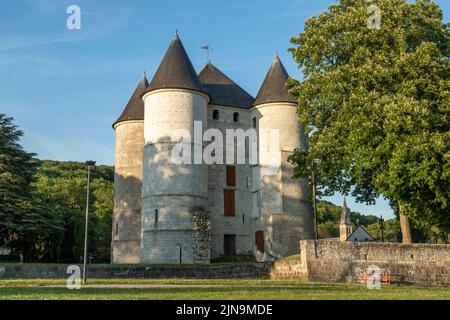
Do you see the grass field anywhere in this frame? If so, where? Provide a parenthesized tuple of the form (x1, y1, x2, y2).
(0, 279, 449, 300)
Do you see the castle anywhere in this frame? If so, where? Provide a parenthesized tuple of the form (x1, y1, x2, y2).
(111, 33, 314, 264)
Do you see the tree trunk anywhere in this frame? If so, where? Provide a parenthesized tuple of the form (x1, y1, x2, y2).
(399, 204, 412, 243)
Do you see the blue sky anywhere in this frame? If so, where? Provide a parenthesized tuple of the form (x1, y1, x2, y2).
(1, 0, 448, 218)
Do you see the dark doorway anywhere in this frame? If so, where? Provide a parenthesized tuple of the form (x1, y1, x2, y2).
(255, 230, 264, 253)
(224, 234, 236, 256)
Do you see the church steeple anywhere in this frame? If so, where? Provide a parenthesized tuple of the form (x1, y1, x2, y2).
(340, 196, 353, 241)
(146, 32, 205, 94)
(341, 196, 351, 224)
(113, 73, 148, 128)
(253, 53, 296, 106)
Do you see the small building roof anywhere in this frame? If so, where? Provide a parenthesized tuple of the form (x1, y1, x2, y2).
(253, 53, 296, 107)
(146, 32, 206, 95)
(112, 73, 148, 128)
(198, 62, 254, 109)
(346, 226, 376, 242)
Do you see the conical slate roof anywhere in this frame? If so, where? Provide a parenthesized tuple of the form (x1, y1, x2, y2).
(146, 33, 205, 94)
(253, 53, 296, 106)
(198, 62, 254, 109)
(113, 74, 148, 128)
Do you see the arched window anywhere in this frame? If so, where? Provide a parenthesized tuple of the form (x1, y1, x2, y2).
(233, 112, 239, 122)
(154, 209, 159, 224)
(213, 110, 219, 120)
(252, 117, 257, 128)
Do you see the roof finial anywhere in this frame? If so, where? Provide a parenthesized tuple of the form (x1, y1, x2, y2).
(201, 45, 213, 64)
(272, 51, 280, 64)
(175, 29, 179, 39)
(142, 71, 147, 79)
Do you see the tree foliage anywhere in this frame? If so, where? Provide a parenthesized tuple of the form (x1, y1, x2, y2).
(317, 200, 399, 241)
(288, 0, 450, 237)
(32, 160, 114, 262)
(0, 114, 114, 262)
(0, 114, 64, 260)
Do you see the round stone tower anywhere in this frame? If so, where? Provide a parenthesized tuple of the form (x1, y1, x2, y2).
(251, 53, 314, 257)
(111, 74, 148, 264)
(141, 33, 210, 264)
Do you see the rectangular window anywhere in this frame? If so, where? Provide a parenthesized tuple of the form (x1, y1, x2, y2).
(224, 190, 235, 216)
(251, 166, 260, 191)
(226, 165, 236, 186)
(252, 117, 257, 128)
(252, 191, 260, 218)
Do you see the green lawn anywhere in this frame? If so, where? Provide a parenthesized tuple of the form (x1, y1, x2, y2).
(0, 279, 448, 300)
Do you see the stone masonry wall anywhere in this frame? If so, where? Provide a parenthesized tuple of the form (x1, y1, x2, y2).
(192, 209, 211, 263)
(250, 102, 315, 260)
(112, 120, 144, 264)
(207, 105, 255, 259)
(141, 89, 209, 264)
(270, 240, 450, 287)
(0, 263, 270, 279)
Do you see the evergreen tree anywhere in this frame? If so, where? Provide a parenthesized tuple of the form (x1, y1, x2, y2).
(0, 114, 64, 260)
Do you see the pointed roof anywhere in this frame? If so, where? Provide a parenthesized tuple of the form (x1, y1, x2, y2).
(340, 196, 351, 225)
(253, 53, 296, 107)
(145, 32, 206, 95)
(113, 73, 148, 128)
(346, 226, 376, 242)
(198, 62, 254, 109)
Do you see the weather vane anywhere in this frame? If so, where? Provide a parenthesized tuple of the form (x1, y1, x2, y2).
(201, 44, 213, 63)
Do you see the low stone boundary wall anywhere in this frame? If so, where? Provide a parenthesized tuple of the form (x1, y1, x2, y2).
(0, 263, 270, 279)
(2, 241, 449, 287)
(269, 259, 307, 280)
(270, 240, 450, 287)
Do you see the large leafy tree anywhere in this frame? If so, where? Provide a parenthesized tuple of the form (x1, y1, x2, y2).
(0, 114, 64, 260)
(288, 0, 449, 242)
